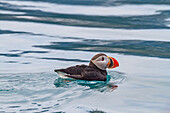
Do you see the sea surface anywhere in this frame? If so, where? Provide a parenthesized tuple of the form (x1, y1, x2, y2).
(0, 0, 170, 113)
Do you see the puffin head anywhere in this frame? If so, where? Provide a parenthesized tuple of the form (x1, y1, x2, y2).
(89, 53, 119, 70)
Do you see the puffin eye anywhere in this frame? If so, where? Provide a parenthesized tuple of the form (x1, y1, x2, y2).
(102, 57, 104, 61)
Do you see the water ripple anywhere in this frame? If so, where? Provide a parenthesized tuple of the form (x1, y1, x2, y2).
(39, 57, 88, 62)
(4, 0, 170, 6)
(1, 1, 170, 29)
(33, 39, 170, 59)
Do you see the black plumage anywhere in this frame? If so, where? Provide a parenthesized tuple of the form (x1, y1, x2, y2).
(54, 53, 110, 81)
(54, 64, 107, 81)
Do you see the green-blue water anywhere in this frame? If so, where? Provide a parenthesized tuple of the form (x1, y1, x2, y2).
(0, 0, 170, 113)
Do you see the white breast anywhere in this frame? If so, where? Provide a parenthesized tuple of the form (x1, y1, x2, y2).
(55, 71, 70, 79)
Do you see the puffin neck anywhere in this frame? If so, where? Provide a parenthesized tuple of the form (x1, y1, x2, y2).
(89, 61, 106, 71)
(89, 60, 94, 67)
(89, 61, 107, 76)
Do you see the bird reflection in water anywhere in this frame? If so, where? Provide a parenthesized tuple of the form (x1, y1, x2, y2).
(54, 77, 118, 92)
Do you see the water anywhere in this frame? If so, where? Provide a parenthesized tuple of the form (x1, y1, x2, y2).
(0, 0, 170, 113)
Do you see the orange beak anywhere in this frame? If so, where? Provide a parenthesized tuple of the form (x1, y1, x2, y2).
(107, 56, 119, 69)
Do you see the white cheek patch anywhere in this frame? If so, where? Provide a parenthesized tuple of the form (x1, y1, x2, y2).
(92, 58, 109, 70)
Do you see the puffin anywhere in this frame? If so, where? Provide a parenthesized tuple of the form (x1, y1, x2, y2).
(54, 53, 119, 81)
